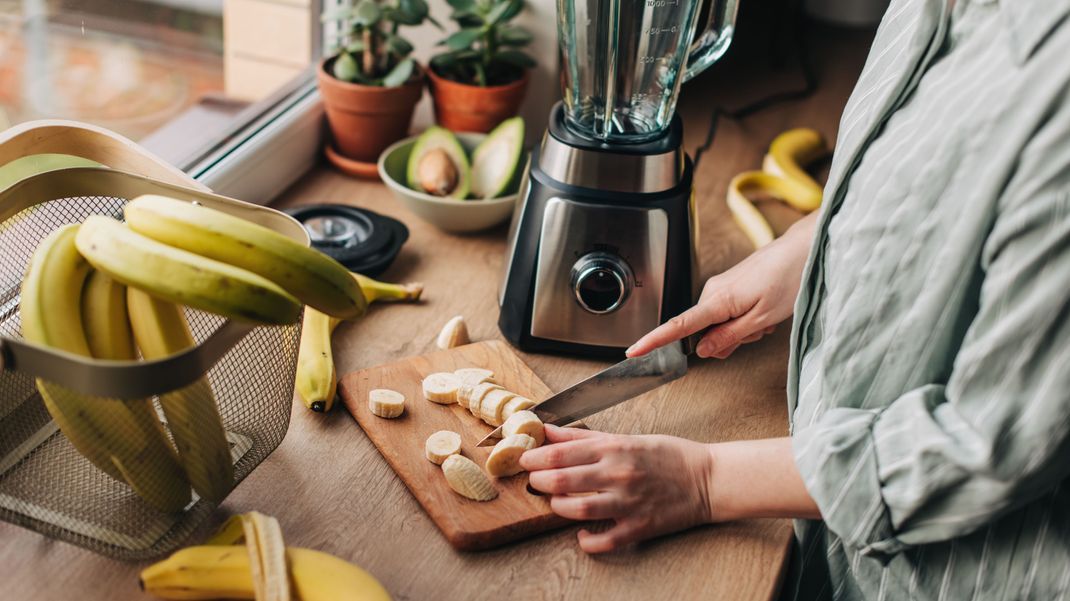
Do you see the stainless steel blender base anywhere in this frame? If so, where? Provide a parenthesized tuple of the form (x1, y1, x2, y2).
(498, 104, 698, 357)
(531, 198, 668, 348)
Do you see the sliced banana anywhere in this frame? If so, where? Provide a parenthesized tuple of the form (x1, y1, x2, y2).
(501, 396, 536, 421)
(425, 430, 462, 465)
(502, 410, 545, 446)
(441, 454, 498, 501)
(454, 367, 495, 387)
(485, 434, 537, 477)
(467, 382, 503, 414)
(480, 388, 516, 427)
(436, 315, 470, 349)
(368, 388, 406, 418)
(422, 372, 462, 405)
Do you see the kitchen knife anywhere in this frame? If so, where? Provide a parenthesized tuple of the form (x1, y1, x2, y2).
(476, 336, 697, 446)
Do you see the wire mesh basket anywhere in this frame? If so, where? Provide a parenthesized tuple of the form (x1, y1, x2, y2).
(0, 121, 304, 560)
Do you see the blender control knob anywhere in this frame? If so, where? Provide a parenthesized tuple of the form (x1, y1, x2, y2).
(570, 252, 634, 314)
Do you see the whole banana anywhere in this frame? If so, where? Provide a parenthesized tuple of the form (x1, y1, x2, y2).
(124, 195, 367, 319)
(127, 289, 235, 504)
(81, 269, 193, 511)
(140, 545, 392, 601)
(21, 226, 190, 512)
(75, 215, 301, 326)
(296, 274, 423, 412)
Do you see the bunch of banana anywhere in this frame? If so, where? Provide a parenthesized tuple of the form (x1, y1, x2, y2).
(727, 128, 830, 248)
(140, 512, 391, 601)
(296, 274, 423, 412)
(21, 226, 191, 512)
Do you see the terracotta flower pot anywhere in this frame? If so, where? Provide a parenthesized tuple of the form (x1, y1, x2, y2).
(427, 67, 530, 133)
(317, 57, 425, 164)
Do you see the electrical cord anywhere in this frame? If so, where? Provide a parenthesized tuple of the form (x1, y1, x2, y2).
(692, 5, 818, 169)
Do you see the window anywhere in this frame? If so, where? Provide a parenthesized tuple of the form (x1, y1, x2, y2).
(0, 0, 321, 172)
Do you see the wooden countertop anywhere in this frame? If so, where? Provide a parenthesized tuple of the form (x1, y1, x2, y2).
(1, 25, 872, 601)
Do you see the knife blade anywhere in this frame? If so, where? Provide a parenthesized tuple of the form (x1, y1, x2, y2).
(476, 340, 690, 446)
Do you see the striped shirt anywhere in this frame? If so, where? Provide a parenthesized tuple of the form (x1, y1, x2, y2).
(785, 0, 1070, 599)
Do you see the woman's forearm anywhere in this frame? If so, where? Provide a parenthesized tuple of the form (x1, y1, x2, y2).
(705, 437, 821, 522)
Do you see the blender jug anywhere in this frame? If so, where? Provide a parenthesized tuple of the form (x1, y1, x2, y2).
(558, 0, 739, 142)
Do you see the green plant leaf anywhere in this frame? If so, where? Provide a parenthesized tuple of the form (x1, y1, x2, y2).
(427, 14, 443, 29)
(345, 39, 366, 53)
(494, 49, 536, 68)
(385, 33, 414, 56)
(498, 25, 532, 46)
(454, 13, 485, 28)
(445, 27, 483, 51)
(487, 0, 524, 24)
(382, 57, 415, 87)
(332, 52, 360, 81)
(446, 0, 475, 11)
(352, 0, 381, 26)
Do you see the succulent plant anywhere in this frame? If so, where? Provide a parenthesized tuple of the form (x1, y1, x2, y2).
(324, 0, 439, 87)
(432, 0, 535, 87)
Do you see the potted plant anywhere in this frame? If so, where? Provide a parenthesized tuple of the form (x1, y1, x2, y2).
(427, 0, 535, 133)
(318, 0, 438, 172)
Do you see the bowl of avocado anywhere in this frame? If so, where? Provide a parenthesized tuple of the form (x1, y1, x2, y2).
(377, 118, 525, 233)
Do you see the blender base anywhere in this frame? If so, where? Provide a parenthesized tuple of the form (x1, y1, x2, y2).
(498, 104, 699, 358)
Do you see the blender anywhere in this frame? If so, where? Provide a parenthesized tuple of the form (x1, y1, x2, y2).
(499, 0, 739, 356)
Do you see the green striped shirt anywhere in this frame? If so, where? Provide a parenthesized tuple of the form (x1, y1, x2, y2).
(786, 0, 1070, 598)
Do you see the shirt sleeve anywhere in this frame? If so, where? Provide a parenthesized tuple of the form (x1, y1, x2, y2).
(793, 181, 1070, 563)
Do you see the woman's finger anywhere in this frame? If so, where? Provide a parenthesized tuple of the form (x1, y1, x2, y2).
(520, 439, 602, 471)
(740, 331, 764, 344)
(709, 343, 740, 359)
(529, 463, 612, 495)
(695, 313, 764, 357)
(626, 303, 717, 357)
(576, 519, 646, 554)
(550, 492, 621, 521)
(543, 424, 602, 443)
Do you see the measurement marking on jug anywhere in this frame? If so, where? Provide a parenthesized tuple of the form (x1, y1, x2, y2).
(644, 25, 679, 36)
(645, 0, 681, 7)
(639, 55, 671, 65)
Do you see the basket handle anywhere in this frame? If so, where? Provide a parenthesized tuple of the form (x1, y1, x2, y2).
(0, 322, 253, 399)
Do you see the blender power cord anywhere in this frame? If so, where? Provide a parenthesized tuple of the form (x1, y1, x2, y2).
(692, 7, 819, 169)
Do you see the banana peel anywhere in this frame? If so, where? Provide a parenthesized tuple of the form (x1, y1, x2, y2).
(727, 128, 829, 249)
(295, 273, 424, 413)
(142, 512, 391, 601)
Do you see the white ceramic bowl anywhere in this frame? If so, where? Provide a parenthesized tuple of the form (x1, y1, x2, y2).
(377, 133, 519, 234)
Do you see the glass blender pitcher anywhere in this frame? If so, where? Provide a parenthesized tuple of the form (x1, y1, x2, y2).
(558, 0, 739, 142)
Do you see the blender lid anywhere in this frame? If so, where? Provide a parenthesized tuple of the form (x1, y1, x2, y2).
(285, 204, 409, 277)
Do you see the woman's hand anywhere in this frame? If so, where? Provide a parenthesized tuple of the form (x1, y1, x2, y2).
(627, 212, 819, 359)
(521, 427, 821, 554)
(520, 425, 716, 553)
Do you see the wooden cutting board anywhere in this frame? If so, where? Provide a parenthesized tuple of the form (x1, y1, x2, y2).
(338, 341, 572, 551)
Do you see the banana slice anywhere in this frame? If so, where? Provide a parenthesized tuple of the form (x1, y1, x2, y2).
(466, 382, 503, 414)
(422, 372, 462, 405)
(485, 434, 537, 477)
(436, 315, 470, 349)
(368, 389, 405, 418)
(441, 455, 498, 501)
(480, 388, 516, 427)
(425, 430, 462, 465)
(454, 367, 495, 387)
(502, 396, 536, 421)
(502, 410, 545, 446)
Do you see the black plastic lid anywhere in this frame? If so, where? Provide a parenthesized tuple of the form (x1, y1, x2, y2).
(285, 204, 409, 277)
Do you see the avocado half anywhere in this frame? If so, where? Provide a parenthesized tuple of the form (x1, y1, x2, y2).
(470, 117, 524, 199)
(406, 127, 471, 200)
